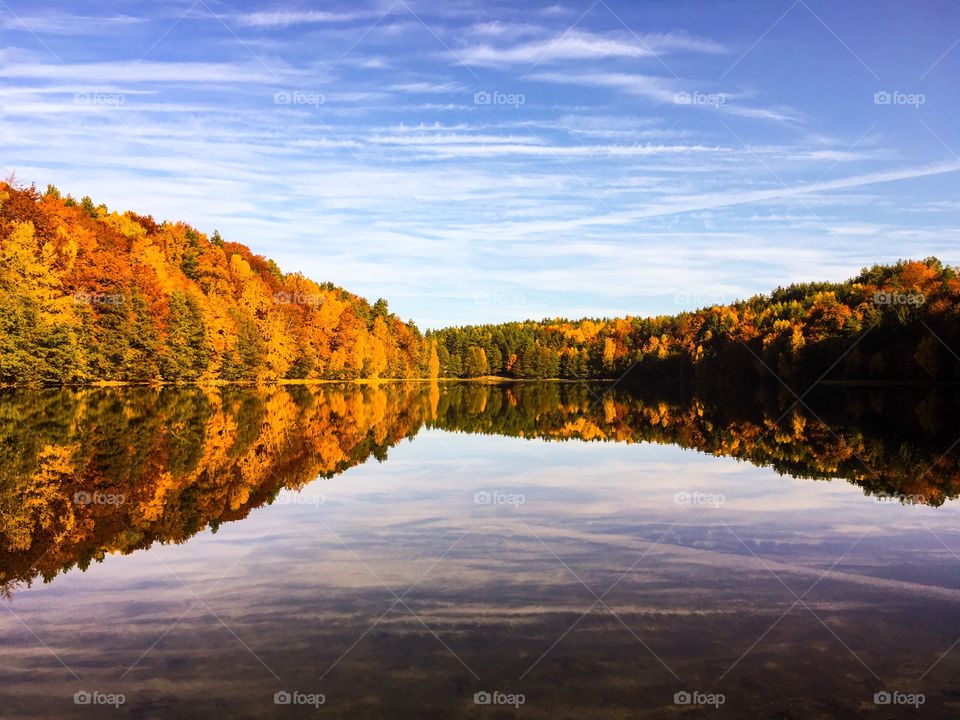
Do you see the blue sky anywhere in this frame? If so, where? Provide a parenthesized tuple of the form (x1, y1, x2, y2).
(1, 0, 958, 328)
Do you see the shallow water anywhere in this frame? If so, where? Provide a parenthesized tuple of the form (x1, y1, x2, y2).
(1, 382, 958, 718)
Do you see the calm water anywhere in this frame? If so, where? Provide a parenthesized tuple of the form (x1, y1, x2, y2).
(1, 382, 959, 718)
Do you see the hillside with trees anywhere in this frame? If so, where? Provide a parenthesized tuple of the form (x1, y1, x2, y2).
(429, 258, 960, 384)
(0, 181, 427, 384)
(2, 179, 957, 386)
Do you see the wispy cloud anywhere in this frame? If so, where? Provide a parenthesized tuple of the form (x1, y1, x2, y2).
(0, 0, 955, 327)
(530, 71, 683, 103)
(532, 71, 800, 124)
(720, 104, 804, 124)
(1, 12, 145, 35)
(459, 29, 726, 66)
(503, 161, 960, 231)
(234, 9, 374, 28)
(468, 21, 545, 40)
(388, 81, 466, 93)
(0, 59, 286, 84)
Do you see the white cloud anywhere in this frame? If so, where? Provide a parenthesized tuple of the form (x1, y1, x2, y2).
(720, 104, 804, 124)
(234, 9, 373, 28)
(367, 132, 545, 146)
(530, 71, 683, 103)
(460, 29, 725, 67)
(373, 141, 724, 159)
(486, 160, 960, 233)
(1, 13, 145, 35)
(638, 161, 960, 218)
(0, 3, 954, 328)
(467, 21, 545, 41)
(0, 60, 286, 84)
(387, 81, 466, 93)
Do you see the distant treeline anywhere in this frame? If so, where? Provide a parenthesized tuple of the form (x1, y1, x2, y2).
(428, 258, 960, 384)
(1, 180, 957, 385)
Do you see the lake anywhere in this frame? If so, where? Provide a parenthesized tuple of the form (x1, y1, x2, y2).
(1, 381, 958, 718)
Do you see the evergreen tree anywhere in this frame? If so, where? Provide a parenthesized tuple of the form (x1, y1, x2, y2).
(160, 293, 212, 381)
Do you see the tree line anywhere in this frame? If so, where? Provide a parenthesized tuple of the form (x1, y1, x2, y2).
(428, 258, 960, 384)
(0, 181, 428, 384)
(2, 179, 958, 385)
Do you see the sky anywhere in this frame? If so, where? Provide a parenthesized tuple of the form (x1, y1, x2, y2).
(1, 0, 958, 328)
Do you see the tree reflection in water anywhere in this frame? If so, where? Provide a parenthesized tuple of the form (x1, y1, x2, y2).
(2, 381, 958, 594)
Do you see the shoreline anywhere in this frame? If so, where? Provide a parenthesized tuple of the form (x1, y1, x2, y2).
(1, 377, 956, 390)
(0, 376, 618, 389)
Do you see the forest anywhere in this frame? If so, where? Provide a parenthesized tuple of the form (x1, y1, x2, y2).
(429, 259, 960, 384)
(0, 181, 427, 384)
(1, 179, 958, 385)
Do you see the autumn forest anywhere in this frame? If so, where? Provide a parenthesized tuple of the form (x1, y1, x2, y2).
(1, 179, 958, 387)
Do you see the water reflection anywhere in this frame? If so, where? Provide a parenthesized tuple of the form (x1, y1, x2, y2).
(2, 382, 960, 718)
(2, 382, 959, 594)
